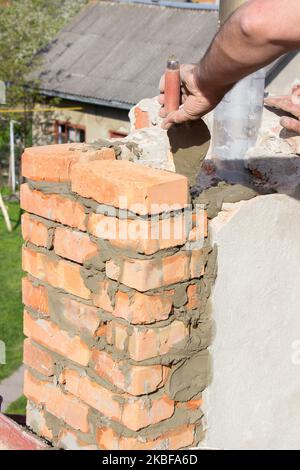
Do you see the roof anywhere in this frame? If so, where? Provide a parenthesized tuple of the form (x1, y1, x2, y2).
(36, 1, 219, 109)
(0, 413, 49, 450)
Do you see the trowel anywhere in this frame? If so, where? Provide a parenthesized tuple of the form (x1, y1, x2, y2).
(164, 56, 211, 188)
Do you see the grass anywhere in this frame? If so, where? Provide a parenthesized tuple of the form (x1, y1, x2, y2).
(0, 198, 23, 382)
(5, 395, 27, 415)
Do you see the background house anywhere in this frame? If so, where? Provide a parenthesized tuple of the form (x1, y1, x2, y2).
(33, 0, 300, 146)
(33, 1, 219, 145)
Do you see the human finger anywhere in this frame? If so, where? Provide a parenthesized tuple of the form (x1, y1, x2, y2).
(280, 116, 300, 133)
(162, 108, 190, 130)
(158, 93, 165, 105)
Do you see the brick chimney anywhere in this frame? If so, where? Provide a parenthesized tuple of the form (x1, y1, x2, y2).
(20, 142, 214, 450)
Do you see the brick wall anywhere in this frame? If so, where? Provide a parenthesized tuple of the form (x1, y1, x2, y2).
(21, 142, 215, 450)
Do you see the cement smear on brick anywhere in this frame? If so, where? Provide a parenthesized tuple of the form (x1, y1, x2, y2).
(194, 182, 259, 219)
(27, 179, 71, 195)
(167, 350, 210, 401)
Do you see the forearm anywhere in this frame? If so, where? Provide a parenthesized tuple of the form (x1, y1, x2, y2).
(195, 0, 300, 100)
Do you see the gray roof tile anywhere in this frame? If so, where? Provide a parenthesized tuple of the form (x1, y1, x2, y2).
(37, 2, 218, 108)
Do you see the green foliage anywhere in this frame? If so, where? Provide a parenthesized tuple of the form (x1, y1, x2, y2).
(5, 395, 27, 415)
(0, 185, 13, 196)
(0, 0, 88, 150)
(0, 201, 23, 381)
(0, 1, 90, 396)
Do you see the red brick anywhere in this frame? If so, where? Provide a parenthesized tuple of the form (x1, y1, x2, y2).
(106, 251, 196, 292)
(105, 257, 161, 292)
(22, 246, 90, 299)
(190, 249, 206, 278)
(113, 290, 174, 324)
(87, 212, 187, 255)
(187, 284, 201, 310)
(176, 398, 203, 411)
(24, 310, 92, 366)
(55, 295, 101, 336)
(91, 279, 113, 312)
(97, 424, 195, 450)
(128, 320, 188, 361)
(71, 160, 188, 215)
(107, 320, 188, 361)
(190, 210, 208, 240)
(22, 143, 115, 182)
(105, 321, 128, 350)
(95, 324, 107, 338)
(133, 107, 150, 130)
(20, 183, 86, 231)
(60, 369, 120, 422)
(54, 227, 98, 264)
(162, 252, 191, 285)
(23, 338, 54, 376)
(26, 401, 53, 442)
(21, 213, 50, 248)
(61, 369, 174, 431)
(22, 277, 49, 316)
(121, 394, 174, 432)
(92, 349, 169, 395)
(92, 349, 124, 389)
(105, 259, 137, 291)
(24, 370, 89, 432)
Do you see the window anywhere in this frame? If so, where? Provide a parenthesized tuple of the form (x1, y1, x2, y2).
(55, 121, 86, 144)
(109, 130, 128, 139)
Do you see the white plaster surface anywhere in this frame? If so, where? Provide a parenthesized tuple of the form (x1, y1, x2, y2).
(126, 97, 175, 172)
(203, 194, 300, 449)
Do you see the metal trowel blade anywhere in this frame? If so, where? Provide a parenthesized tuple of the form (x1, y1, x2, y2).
(168, 119, 211, 188)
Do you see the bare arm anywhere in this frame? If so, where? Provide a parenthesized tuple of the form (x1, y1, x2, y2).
(196, 0, 300, 100)
(161, 0, 300, 128)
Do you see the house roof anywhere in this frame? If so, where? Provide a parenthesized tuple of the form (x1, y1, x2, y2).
(0, 412, 49, 450)
(36, 1, 219, 109)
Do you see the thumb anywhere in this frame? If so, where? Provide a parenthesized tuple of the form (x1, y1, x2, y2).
(280, 116, 300, 133)
(162, 108, 189, 130)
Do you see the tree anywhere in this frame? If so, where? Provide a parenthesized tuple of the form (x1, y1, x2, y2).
(0, 0, 88, 182)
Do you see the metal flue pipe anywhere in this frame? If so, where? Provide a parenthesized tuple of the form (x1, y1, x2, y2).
(211, 0, 266, 182)
(219, 0, 247, 23)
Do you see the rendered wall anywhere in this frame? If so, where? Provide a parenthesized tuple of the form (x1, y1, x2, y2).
(203, 194, 300, 450)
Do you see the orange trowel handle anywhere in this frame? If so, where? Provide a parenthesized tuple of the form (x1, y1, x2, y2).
(164, 56, 181, 115)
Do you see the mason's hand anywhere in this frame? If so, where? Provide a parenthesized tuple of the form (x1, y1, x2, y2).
(159, 64, 221, 130)
(264, 86, 300, 134)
